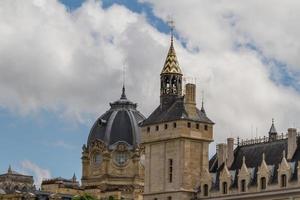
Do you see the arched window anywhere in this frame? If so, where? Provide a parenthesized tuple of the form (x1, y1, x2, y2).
(261, 177, 266, 190)
(203, 184, 209, 196)
(281, 174, 287, 187)
(241, 179, 246, 192)
(222, 182, 228, 194)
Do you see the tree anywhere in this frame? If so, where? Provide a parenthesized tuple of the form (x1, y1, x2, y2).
(73, 193, 97, 200)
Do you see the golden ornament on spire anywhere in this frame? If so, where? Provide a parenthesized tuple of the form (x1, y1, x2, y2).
(161, 20, 182, 75)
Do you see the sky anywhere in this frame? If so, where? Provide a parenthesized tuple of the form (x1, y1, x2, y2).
(1, 0, 300, 188)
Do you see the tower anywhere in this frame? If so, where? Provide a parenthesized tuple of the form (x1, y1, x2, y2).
(81, 87, 145, 200)
(141, 30, 214, 200)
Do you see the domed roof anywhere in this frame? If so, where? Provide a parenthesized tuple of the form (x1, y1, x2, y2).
(87, 86, 145, 149)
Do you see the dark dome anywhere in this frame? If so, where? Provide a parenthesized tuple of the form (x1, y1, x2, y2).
(87, 87, 145, 149)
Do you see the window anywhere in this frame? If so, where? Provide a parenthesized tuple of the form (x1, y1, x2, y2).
(281, 174, 287, 187)
(241, 179, 246, 192)
(187, 122, 191, 128)
(93, 153, 102, 165)
(114, 151, 129, 166)
(167, 197, 172, 200)
(204, 125, 208, 131)
(156, 125, 159, 131)
(261, 177, 266, 190)
(173, 122, 177, 128)
(196, 123, 199, 129)
(222, 182, 227, 194)
(203, 184, 209, 196)
(165, 124, 168, 129)
(147, 127, 150, 133)
(169, 159, 173, 183)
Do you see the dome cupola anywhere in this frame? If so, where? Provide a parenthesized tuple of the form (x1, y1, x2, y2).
(87, 86, 145, 149)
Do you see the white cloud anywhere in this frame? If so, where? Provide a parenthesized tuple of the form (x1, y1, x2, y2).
(21, 160, 51, 188)
(0, 0, 300, 154)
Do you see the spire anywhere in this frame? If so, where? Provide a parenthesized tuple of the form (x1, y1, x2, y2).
(120, 85, 127, 100)
(161, 20, 182, 75)
(269, 118, 277, 134)
(269, 118, 277, 141)
(72, 173, 77, 182)
(8, 165, 12, 174)
(201, 90, 206, 114)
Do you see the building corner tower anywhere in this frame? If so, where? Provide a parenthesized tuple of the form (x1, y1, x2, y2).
(141, 33, 214, 200)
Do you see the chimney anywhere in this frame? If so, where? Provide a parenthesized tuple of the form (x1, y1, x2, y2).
(288, 128, 297, 160)
(217, 143, 227, 168)
(227, 138, 234, 168)
(185, 83, 197, 117)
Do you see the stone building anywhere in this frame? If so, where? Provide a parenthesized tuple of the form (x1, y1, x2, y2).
(41, 174, 82, 196)
(0, 166, 73, 200)
(141, 33, 214, 200)
(0, 166, 35, 194)
(81, 87, 145, 200)
(203, 123, 300, 200)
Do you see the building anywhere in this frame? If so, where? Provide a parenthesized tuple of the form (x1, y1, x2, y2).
(141, 31, 214, 200)
(41, 174, 82, 196)
(204, 123, 300, 199)
(0, 165, 35, 194)
(0, 166, 74, 200)
(81, 86, 145, 200)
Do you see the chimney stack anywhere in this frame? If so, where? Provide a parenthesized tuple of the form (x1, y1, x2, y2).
(227, 138, 234, 168)
(217, 143, 227, 168)
(288, 128, 297, 160)
(185, 83, 197, 117)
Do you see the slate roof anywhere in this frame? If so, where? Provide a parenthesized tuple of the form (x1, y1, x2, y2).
(209, 135, 300, 190)
(142, 96, 214, 126)
(87, 87, 145, 149)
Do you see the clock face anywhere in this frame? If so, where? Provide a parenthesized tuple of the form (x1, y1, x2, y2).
(114, 151, 129, 166)
(93, 153, 102, 165)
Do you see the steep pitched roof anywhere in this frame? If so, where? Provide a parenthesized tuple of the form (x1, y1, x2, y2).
(161, 38, 182, 75)
(142, 97, 214, 126)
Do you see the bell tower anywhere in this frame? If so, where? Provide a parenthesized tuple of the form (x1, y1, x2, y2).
(160, 30, 183, 110)
(141, 24, 214, 200)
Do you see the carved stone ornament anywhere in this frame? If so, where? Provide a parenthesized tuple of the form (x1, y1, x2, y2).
(116, 142, 129, 152)
(89, 139, 107, 153)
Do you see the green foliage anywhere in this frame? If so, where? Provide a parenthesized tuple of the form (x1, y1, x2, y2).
(73, 193, 97, 200)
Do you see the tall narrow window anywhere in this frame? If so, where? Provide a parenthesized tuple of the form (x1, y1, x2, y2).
(204, 125, 208, 131)
(241, 179, 246, 192)
(173, 122, 177, 128)
(169, 159, 173, 183)
(187, 122, 191, 128)
(203, 184, 209, 196)
(147, 127, 150, 133)
(281, 174, 287, 187)
(196, 123, 199, 129)
(222, 182, 228, 194)
(165, 124, 168, 129)
(167, 196, 172, 200)
(156, 125, 159, 131)
(261, 177, 266, 190)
